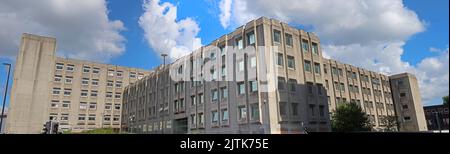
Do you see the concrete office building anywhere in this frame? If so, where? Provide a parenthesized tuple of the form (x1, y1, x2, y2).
(424, 104, 449, 131)
(5, 33, 150, 134)
(120, 17, 427, 134)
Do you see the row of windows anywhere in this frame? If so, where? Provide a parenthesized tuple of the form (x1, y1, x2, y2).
(277, 77, 324, 95)
(190, 104, 260, 127)
(276, 54, 321, 74)
(52, 87, 121, 99)
(54, 75, 123, 88)
(49, 113, 120, 122)
(55, 63, 144, 79)
(77, 101, 121, 110)
(272, 30, 320, 55)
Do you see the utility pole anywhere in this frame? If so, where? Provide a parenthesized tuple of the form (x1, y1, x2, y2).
(0, 63, 11, 133)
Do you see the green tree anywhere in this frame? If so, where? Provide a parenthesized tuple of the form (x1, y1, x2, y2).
(331, 102, 372, 132)
(380, 115, 398, 132)
(443, 95, 449, 106)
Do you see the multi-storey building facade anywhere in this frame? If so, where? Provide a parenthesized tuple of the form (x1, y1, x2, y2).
(322, 59, 397, 130)
(5, 33, 150, 134)
(424, 104, 449, 131)
(390, 73, 428, 131)
(121, 17, 427, 134)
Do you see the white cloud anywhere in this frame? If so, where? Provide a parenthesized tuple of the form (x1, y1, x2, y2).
(219, 0, 232, 28)
(218, 0, 448, 105)
(413, 47, 449, 104)
(0, 0, 126, 62)
(139, 0, 202, 61)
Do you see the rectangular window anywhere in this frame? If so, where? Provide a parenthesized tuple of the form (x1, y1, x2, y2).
(221, 65, 226, 77)
(238, 61, 244, 71)
(107, 80, 113, 87)
(92, 67, 100, 74)
(116, 71, 123, 77)
(220, 87, 228, 99)
(288, 79, 297, 92)
(65, 65, 74, 73)
(279, 102, 287, 116)
(64, 88, 71, 96)
(338, 68, 343, 76)
(287, 56, 295, 69)
(198, 113, 204, 125)
(312, 42, 319, 55)
(278, 77, 285, 90)
(340, 83, 345, 92)
(273, 30, 281, 43)
(78, 114, 86, 121)
(54, 75, 62, 82)
(114, 104, 121, 110)
(307, 82, 313, 94)
(291, 103, 299, 116)
(221, 109, 229, 123)
(277, 53, 284, 66)
(211, 110, 219, 123)
(65, 76, 73, 84)
(302, 39, 309, 52)
(56, 63, 64, 70)
(199, 93, 204, 104)
(236, 37, 243, 50)
(89, 102, 97, 110)
(62, 101, 70, 108)
(61, 114, 69, 121)
(317, 84, 323, 95)
(50, 100, 59, 108)
(211, 89, 218, 101)
(238, 106, 247, 120)
(191, 114, 196, 125)
(90, 90, 98, 97)
(81, 90, 88, 97)
(108, 70, 114, 77)
(238, 82, 245, 95)
(115, 92, 121, 99)
(91, 79, 99, 86)
(304, 60, 312, 72)
(247, 31, 255, 45)
(319, 105, 325, 117)
(309, 104, 316, 116)
(191, 96, 196, 106)
(251, 103, 259, 120)
(314, 63, 321, 74)
(400, 92, 406, 97)
(130, 72, 136, 78)
(88, 114, 96, 121)
(79, 102, 87, 110)
(285, 33, 293, 47)
(113, 115, 120, 121)
(106, 92, 113, 98)
(83, 66, 90, 73)
(250, 81, 258, 92)
(82, 78, 89, 85)
(105, 103, 112, 110)
(250, 57, 257, 68)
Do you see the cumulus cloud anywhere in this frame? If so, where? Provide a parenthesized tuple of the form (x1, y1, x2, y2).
(139, 0, 202, 61)
(0, 0, 126, 62)
(218, 0, 448, 105)
(219, 0, 232, 28)
(222, 0, 425, 45)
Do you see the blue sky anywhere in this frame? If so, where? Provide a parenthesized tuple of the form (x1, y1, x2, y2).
(0, 0, 448, 110)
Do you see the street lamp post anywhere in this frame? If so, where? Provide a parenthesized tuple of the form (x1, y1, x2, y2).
(1, 63, 11, 133)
